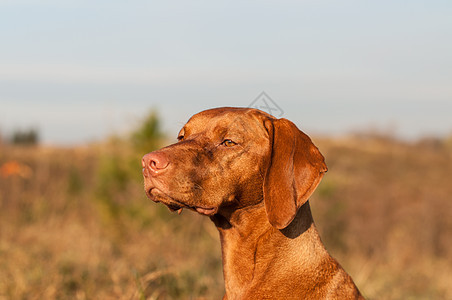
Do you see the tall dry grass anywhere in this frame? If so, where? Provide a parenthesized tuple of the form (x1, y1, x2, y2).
(312, 135, 452, 299)
(0, 131, 451, 299)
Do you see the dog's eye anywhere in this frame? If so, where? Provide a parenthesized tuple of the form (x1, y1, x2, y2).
(221, 139, 237, 147)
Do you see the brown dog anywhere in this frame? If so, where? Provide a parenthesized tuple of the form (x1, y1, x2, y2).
(142, 107, 363, 299)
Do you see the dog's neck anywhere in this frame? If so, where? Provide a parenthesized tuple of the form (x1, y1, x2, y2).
(211, 201, 331, 298)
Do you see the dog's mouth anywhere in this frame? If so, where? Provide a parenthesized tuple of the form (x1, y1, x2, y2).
(146, 187, 218, 216)
(167, 203, 217, 216)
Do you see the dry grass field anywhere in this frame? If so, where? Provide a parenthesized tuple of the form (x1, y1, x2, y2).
(1, 122, 451, 299)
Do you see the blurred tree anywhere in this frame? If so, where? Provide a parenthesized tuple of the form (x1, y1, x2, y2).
(131, 109, 164, 153)
(10, 128, 39, 145)
(95, 109, 166, 235)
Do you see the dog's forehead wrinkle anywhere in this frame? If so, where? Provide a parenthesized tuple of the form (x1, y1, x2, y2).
(186, 109, 267, 139)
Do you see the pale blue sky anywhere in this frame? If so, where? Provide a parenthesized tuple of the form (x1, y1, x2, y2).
(1, 0, 451, 144)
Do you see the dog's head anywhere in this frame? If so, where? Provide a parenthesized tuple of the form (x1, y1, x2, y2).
(142, 107, 327, 229)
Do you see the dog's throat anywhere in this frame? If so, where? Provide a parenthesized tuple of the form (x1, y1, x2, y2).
(210, 214, 232, 230)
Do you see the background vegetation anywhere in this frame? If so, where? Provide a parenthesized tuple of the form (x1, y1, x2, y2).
(0, 111, 451, 299)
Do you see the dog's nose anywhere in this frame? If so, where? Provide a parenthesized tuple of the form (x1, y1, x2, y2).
(142, 152, 169, 176)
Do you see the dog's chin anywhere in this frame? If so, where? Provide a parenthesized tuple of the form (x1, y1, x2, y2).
(146, 187, 175, 205)
(146, 188, 218, 216)
(145, 187, 164, 203)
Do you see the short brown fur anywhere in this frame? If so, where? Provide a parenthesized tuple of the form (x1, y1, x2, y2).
(142, 107, 363, 299)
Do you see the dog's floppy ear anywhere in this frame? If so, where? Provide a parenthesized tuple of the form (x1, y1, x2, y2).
(263, 118, 327, 229)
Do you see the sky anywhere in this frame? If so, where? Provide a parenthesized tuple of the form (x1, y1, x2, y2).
(1, 0, 451, 145)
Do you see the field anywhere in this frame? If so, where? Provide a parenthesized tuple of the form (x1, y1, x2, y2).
(1, 125, 451, 299)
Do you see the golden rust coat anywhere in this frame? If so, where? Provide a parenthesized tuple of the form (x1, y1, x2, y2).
(143, 107, 364, 299)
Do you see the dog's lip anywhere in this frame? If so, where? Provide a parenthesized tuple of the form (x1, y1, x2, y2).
(146, 188, 217, 216)
(166, 203, 217, 216)
(195, 206, 217, 216)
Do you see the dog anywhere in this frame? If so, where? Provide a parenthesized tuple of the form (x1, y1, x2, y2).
(142, 107, 363, 299)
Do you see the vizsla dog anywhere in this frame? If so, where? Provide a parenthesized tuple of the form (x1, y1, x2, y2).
(142, 107, 363, 299)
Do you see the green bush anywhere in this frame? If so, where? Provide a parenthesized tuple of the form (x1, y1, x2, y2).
(131, 109, 164, 154)
(94, 110, 166, 234)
